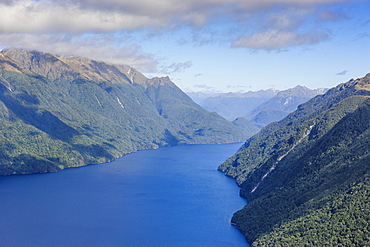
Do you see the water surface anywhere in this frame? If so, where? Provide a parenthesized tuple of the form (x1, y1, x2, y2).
(0, 143, 249, 246)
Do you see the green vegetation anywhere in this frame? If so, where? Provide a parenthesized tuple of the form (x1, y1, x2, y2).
(232, 117, 260, 139)
(253, 173, 370, 246)
(0, 48, 243, 175)
(250, 109, 289, 127)
(219, 73, 370, 246)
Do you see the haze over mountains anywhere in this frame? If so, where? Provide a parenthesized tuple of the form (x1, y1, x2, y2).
(247, 86, 327, 127)
(0, 48, 243, 175)
(189, 86, 327, 136)
(219, 73, 370, 246)
(188, 89, 277, 121)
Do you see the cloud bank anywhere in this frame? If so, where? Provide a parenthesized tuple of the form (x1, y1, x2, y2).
(0, 0, 361, 72)
(0, 33, 159, 72)
(233, 29, 331, 50)
(0, 0, 351, 33)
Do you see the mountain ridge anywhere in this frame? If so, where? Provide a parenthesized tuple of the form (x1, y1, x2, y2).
(247, 85, 327, 127)
(218, 73, 370, 246)
(188, 89, 278, 122)
(188, 86, 326, 127)
(0, 48, 243, 175)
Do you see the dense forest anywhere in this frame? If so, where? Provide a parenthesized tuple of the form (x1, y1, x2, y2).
(219, 73, 370, 246)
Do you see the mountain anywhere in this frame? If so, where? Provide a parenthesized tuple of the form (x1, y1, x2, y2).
(231, 117, 260, 139)
(219, 73, 370, 246)
(188, 89, 278, 121)
(0, 48, 243, 175)
(188, 86, 326, 129)
(247, 85, 327, 127)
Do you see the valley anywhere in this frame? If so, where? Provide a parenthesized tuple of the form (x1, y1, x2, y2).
(1, 1, 369, 246)
(1, 48, 369, 247)
(189, 86, 326, 138)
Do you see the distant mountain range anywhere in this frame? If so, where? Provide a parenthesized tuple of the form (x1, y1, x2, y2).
(188, 86, 326, 128)
(188, 89, 278, 122)
(219, 73, 370, 246)
(248, 86, 327, 127)
(0, 48, 243, 175)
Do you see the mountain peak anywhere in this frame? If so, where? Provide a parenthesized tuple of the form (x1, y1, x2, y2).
(276, 85, 319, 98)
(143, 76, 175, 87)
(332, 73, 370, 93)
(1, 48, 150, 85)
(354, 73, 370, 91)
(0, 48, 243, 176)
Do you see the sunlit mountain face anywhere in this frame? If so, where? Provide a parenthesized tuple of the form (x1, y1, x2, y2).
(0, 48, 243, 175)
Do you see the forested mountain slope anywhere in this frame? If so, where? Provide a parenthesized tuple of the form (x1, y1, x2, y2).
(0, 48, 243, 175)
(231, 117, 260, 139)
(219, 73, 370, 246)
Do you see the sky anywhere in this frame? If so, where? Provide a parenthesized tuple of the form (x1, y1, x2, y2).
(0, 0, 369, 93)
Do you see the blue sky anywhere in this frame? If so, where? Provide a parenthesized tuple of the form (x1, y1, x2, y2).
(0, 0, 369, 92)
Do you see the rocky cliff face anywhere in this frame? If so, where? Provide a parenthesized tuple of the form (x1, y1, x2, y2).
(0, 48, 243, 175)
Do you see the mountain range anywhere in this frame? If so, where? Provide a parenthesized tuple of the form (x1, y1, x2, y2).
(0, 48, 243, 175)
(188, 86, 326, 129)
(3, 47, 368, 246)
(188, 89, 277, 121)
(219, 73, 370, 246)
(247, 86, 327, 127)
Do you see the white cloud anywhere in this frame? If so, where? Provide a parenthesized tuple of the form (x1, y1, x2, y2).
(0, 33, 159, 72)
(227, 85, 250, 88)
(0, 0, 360, 70)
(232, 29, 331, 49)
(0, 0, 356, 34)
(0, 0, 166, 33)
(233, 30, 297, 49)
(159, 61, 193, 74)
(193, 84, 215, 90)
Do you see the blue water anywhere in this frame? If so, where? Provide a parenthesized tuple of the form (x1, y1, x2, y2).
(0, 143, 249, 247)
